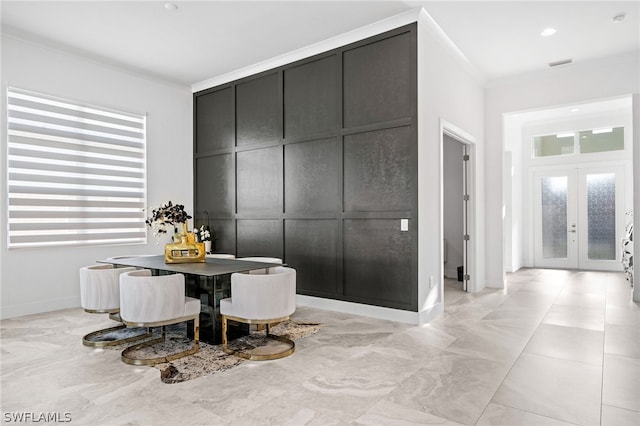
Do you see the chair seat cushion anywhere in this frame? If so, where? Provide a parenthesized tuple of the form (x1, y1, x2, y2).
(220, 297, 232, 316)
(184, 297, 201, 317)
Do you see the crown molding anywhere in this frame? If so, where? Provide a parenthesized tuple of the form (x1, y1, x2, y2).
(1, 26, 190, 92)
(415, 8, 485, 85)
(192, 7, 485, 93)
(192, 8, 423, 93)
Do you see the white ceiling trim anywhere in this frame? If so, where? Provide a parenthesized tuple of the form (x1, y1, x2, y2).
(192, 8, 422, 93)
(416, 8, 484, 85)
(192, 6, 485, 93)
(1, 26, 190, 91)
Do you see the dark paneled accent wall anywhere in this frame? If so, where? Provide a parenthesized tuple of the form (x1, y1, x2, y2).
(194, 24, 418, 311)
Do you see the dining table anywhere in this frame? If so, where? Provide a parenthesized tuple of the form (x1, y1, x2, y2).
(98, 255, 281, 344)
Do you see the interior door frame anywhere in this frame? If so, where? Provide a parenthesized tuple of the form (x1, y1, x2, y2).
(440, 119, 477, 293)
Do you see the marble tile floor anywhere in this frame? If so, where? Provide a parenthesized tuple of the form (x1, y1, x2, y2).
(1, 269, 639, 425)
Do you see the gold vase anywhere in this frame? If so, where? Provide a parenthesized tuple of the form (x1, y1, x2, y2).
(183, 222, 196, 243)
(164, 222, 205, 264)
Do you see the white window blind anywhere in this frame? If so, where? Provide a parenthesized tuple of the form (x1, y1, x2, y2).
(7, 87, 147, 248)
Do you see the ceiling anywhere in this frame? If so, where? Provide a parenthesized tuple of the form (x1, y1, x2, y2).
(1, 1, 638, 88)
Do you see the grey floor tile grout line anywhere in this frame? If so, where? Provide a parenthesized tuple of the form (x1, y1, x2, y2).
(474, 271, 575, 426)
(598, 272, 612, 426)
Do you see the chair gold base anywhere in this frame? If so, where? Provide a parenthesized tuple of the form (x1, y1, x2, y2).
(82, 308, 150, 347)
(120, 317, 199, 366)
(82, 324, 151, 348)
(222, 315, 295, 361)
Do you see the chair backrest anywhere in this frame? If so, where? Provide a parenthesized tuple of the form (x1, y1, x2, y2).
(237, 257, 282, 263)
(206, 254, 236, 259)
(119, 270, 186, 323)
(230, 266, 296, 320)
(105, 254, 156, 269)
(237, 257, 283, 274)
(105, 254, 156, 261)
(79, 264, 136, 311)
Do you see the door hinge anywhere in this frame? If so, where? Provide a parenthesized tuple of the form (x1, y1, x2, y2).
(463, 154, 470, 161)
(463, 194, 470, 201)
(464, 274, 471, 281)
(463, 234, 470, 241)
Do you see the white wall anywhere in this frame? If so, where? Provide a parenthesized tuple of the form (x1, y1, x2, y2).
(417, 10, 485, 321)
(485, 52, 640, 288)
(503, 115, 525, 273)
(0, 34, 193, 319)
(443, 135, 464, 278)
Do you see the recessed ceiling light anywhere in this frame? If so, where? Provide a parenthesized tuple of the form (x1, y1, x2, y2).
(164, 3, 178, 11)
(541, 28, 557, 37)
(570, 108, 580, 113)
(613, 13, 626, 23)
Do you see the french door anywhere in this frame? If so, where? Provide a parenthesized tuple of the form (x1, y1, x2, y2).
(533, 166, 624, 271)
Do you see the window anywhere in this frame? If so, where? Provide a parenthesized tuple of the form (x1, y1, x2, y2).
(7, 87, 146, 248)
(579, 127, 624, 154)
(532, 126, 624, 159)
(533, 132, 575, 157)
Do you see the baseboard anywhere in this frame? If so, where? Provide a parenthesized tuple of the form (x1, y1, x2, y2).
(296, 295, 423, 324)
(296, 295, 446, 326)
(506, 261, 524, 272)
(418, 301, 443, 325)
(484, 278, 506, 289)
(1, 296, 79, 320)
(444, 266, 459, 279)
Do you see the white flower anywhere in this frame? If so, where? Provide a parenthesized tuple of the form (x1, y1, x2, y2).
(199, 225, 212, 241)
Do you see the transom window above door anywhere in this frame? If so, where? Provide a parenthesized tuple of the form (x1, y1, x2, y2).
(532, 126, 624, 158)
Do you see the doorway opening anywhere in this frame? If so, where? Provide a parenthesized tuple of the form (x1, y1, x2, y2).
(503, 95, 633, 273)
(441, 120, 476, 298)
(443, 135, 467, 292)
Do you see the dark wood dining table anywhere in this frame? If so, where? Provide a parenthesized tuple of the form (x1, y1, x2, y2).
(99, 255, 280, 344)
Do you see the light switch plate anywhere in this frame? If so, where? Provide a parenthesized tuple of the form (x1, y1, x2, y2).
(400, 219, 408, 231)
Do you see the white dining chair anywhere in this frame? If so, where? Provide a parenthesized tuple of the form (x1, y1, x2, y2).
(119, 270, 200, 365)
(237, 257, 283, 274)
(105, 254, 156, 268)
(220, 266, 296, 360)
(105, 254, 156, 261)
(205, 254, 236, 259)
(79, 264, 149, 347)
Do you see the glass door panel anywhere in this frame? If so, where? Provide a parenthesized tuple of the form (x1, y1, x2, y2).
(578, 167, 624, 271)
(534, 171, 577, 269)
(586, 173, 616, 260)
(541, 176, 568, 259)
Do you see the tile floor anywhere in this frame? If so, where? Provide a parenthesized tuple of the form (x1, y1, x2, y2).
(1, 269, 638, 425)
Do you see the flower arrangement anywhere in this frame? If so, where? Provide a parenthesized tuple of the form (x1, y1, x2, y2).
(199, 225, 212, 242)
(145, 201, 192, 242)
(623, 210, 633, 286)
